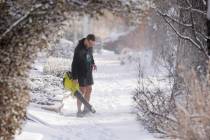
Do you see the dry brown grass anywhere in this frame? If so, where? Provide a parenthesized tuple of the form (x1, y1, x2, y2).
(169, 61, 210, 140)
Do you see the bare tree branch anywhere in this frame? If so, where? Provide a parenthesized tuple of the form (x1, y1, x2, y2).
(196, 31, 209, 40)
(158, 10, 209, 58)
(179, 6, 207, 16)
(157, 10, 192, 27)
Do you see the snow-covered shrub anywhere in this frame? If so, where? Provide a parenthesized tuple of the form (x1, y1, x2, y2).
(134, 62, 176, 136)
(0, 0, 153, 139)
(48, 39, 74, 58)
(29, 74, 64, 106)
(43, 57, 72, 77)
(134, 60, 210, 139)
(29, 56, 68, 107)
(119, 49, 153, 66)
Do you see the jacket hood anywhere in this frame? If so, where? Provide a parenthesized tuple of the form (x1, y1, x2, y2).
(78, 38, 85, 46)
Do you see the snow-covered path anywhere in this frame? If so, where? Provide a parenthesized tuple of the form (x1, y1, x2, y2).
(16, 50, 159, 140)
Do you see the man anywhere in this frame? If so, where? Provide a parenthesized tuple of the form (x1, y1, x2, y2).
(71, 34, 97, 117)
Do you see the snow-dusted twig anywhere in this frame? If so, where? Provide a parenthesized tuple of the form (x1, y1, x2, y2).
(184, 0, 207, 16)
(149, 110, 177, 123)
(157, 10, 192, 27)
(188, 6, 206, 53)
(196, 31, 209, 40)
(0, 4, 42, 41)
(178, 6, 207, 16)
(192, 8, 207, 16)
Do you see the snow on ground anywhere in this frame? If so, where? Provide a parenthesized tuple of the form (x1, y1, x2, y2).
(16, 50, 161, 140)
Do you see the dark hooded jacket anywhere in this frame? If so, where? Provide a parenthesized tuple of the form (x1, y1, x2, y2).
(71, 38, 95, 80)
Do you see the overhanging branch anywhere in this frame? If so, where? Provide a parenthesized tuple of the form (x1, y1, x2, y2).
(158, 10, 209, 58)
(157, 10, 192, 27)
(0, 4, 42, 41)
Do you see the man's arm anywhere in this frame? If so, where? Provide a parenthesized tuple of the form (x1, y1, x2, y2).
(90, 48, 97, 70)
(90, 47, 95, 65)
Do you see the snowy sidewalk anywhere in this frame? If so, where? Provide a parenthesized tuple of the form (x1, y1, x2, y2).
(16, 50, 159, 140)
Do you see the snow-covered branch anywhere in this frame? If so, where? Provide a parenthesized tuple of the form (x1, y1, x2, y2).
(0, 4, 42, 41)
(158, 10, 209, 58)
(157, 10, 192, 27)
(179, 6, 207, 16)
(196, 31, 209, 40)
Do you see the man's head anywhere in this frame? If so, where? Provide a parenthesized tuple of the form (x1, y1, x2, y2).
(85, 34, 96, 48)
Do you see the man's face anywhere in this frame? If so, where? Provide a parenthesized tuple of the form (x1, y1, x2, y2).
(87, 40, 95, 48)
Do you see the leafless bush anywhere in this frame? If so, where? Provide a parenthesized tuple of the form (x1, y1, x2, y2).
(134, 60, 177, 137)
